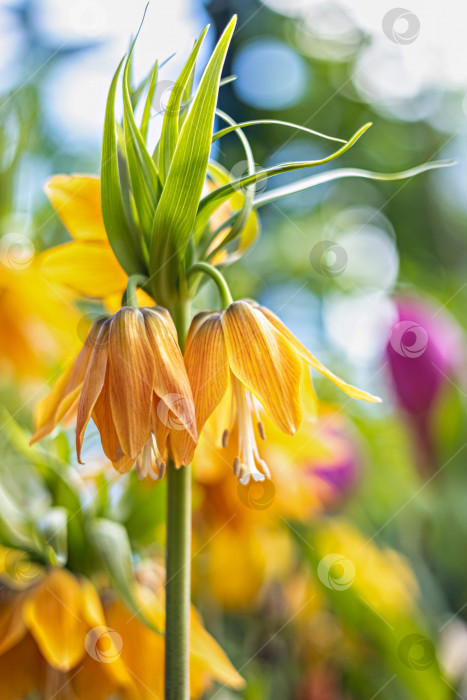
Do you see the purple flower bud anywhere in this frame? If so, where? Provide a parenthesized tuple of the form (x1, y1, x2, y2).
(386, 297, 463, 415)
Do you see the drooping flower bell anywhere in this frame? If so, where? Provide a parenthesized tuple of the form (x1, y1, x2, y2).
(185, 299, 380, 484)
(31, 306, 197, 475)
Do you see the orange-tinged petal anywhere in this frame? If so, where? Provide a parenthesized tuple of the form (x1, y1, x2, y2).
(70, 655, 120, 700)
(38, 241, 128, 297)
(168, 430, 196, 467)
(143, 308, 197, 442)
(23, 568, 90, 671)
(0, 633, 42, 700)
(260, 305, 382, 403)
(222, 301, 302, 434)
(0, 591, 27, 655)
(190, 608, 245, 693)
(105, 599, 164, 700)
(93, 366, 120, 462)
(79, 578, 134, 690)
(31, 318, 107, 443)
(109, 308, 155, 458)
(185, 312, 229, 436)
(112, 454, 134, 474)
(44, 175, 106, 241)
(76, 320, 110, 462)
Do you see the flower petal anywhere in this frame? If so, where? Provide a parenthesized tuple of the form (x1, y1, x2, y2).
(44, 175, 106, 241)
(31, 318, 107, 443)
(108, 308, 155, 458)
(93, 366, 120, 462)
(23, 568, 90, 671)
(222, 301, 302, 434)
(38, 241, 128, 297)
(168, 431, 197, 467)
(143, 308, 197, 442)
(79, 577, 134, 689)
(0, 591, 27, 655)
(0, 633, 42, 700)
(76, 320, 110, 462)
(260, 305, 382, 403)
(190, 607, 245, 692)
(104, 598, 165, 700)
(184, 312, 229, 436)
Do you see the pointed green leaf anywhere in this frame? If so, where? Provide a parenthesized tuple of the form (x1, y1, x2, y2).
(140, 60, 158, 144)
(101, 57, 146, 275)
(212, 119, 346, 144)
(149, 17, 237, 300)
(195, 122, 372, 238)
(199, 109, 256, 251)
(158, 27, 209, 183)
(122, 50, 161, 238)
(252, 160, 456, 208)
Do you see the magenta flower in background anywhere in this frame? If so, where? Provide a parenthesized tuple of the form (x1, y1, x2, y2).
(387, 297, 463, 414)
(386, 296, 464, 474)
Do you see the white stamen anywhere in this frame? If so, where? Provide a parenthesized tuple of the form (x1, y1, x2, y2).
(231, 377, 271, 484)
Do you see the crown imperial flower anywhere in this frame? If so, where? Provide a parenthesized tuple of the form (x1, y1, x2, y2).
(185, 299, 380, 484)
(31, 306, 197, 474)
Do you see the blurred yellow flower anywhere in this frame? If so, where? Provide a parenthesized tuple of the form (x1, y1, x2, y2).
(0, 567, 132, 700)
(0, 261, 81, 380)
(313, 520, 419, 618)
(0, 559, 244, 700)
(37, 175, 152, 308)
(191, 392, 360, 609)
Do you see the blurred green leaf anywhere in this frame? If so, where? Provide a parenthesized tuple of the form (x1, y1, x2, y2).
(90, 517, 161, 633)
(38, 507, 68, 566)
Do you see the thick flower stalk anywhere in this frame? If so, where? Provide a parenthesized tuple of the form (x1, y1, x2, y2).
(185, 299, 379, 484)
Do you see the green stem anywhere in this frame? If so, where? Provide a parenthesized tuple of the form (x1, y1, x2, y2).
(123, 274, 149, 308)
(165, 300, 191, 700)
(188, 262, 233, 309)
